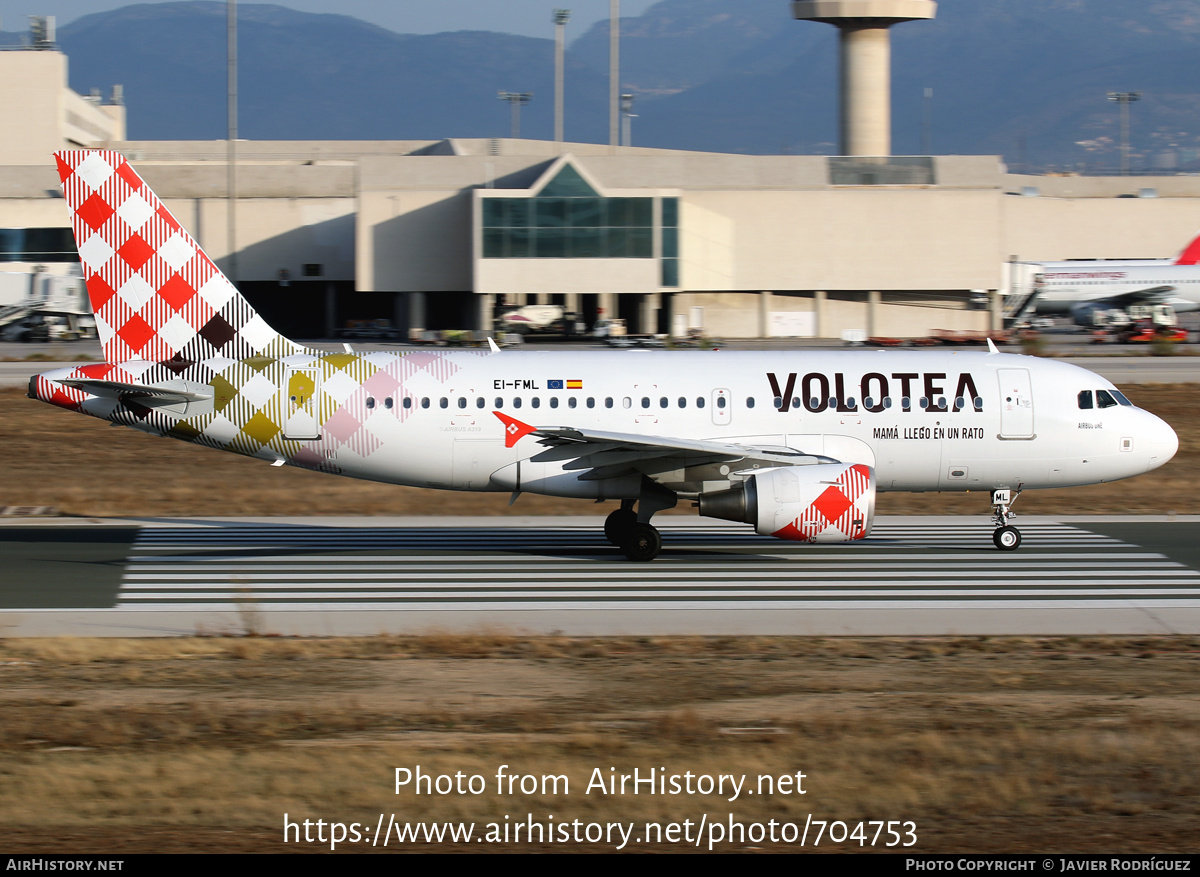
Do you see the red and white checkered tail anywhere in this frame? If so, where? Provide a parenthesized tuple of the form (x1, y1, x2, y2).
(55, 150, 300, 364)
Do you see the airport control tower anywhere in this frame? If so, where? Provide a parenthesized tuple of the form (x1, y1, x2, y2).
(792, 0, 936, 156)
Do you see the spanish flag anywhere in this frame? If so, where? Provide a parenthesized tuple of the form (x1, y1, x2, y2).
(566, 379, 583, 389)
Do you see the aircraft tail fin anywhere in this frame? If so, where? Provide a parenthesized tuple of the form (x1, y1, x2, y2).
(1173, 230, 1200, 265)
(54, 150, 300, 364)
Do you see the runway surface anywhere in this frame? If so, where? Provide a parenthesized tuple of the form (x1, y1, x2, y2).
(3, 515, 1200, 636)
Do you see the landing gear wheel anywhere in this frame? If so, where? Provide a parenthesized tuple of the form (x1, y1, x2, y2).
(605, 508, 637, 545)
(993, 525, 1021, 551)
(621, 522, 662, 562)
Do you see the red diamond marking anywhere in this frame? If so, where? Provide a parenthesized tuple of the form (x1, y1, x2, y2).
(85, 273, 117, 311)
(78, 363, 116, 379)
(117, 312, 156, 354)
(159, 274, 197, 311)
(50, 387, 81, 411)
(115, 160, 141, 191)
(77, 193, 114, 232)
(118, 233, 155, 272)
(54, 154, 74, 185)
(811, 485, 853, 525)
(156, 204, 179, 231)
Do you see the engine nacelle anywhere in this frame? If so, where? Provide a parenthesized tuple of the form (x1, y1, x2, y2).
(698, 463, 875, 543)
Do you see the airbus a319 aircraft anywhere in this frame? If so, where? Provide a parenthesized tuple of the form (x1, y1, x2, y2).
(1034, 231, 1200, 324)
(29, 151, 1179, 560)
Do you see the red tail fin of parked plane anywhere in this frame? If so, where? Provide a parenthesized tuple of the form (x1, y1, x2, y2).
(1173, 230, 1200, 265)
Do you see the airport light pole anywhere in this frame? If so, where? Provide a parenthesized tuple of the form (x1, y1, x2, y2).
(227, 0, 237, 286)
(554, 10, 570, 148)
(1107, 91, 1141, 175)
(621, 93, 636, 147)
(498, 91, 532, 139)
(609, 0, 619, 152)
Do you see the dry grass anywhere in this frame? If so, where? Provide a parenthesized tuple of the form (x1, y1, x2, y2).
(1, 635, 1199, 851)
(1, 384, 1196, 517)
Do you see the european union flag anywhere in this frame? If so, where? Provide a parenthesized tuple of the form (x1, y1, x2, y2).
(547, 379, 564, 390)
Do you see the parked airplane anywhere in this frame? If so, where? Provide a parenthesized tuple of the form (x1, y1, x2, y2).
(1033, 230, 1200, 324)
(29, 151, 1178, 560)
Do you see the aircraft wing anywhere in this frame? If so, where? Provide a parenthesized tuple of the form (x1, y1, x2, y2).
(496, 411, 833, 481)
(1085, 285, 1179, 309)
(59, 377, 214, 403)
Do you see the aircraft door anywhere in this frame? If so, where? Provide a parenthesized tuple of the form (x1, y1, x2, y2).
(284, 367, 321, 440)
(711, 388, 731, 426)
(997, 368, 1034, 439)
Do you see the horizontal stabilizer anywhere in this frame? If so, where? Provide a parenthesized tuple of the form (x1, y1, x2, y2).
(60, 377, 213, 403)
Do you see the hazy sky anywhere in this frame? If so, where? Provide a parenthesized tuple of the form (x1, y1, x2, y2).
(2, 0, 661, 39)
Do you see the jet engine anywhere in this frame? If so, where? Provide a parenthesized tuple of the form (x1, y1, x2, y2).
(698, 463, 875, 542)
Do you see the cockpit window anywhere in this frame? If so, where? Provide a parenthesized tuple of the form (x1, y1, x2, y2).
(1095, 389, 1118, 409)
(1078, 390, 1093, 410)
(1110, 389, 1133, 407)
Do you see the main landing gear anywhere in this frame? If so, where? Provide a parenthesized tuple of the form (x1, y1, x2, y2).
(606, 480, 677, 561)
(990, 488, 1022, 551)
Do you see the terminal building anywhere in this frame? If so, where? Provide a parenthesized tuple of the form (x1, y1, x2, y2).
(3, 39, 1200, 340)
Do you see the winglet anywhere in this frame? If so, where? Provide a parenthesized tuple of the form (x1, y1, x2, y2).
(494, 410, 537, 448)
(487, 337, 501, 354)
(986, 338, 999, 354)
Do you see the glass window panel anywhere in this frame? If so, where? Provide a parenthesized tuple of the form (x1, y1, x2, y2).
(629, 198, 652, 227)
(0, 229, 23, 257)
(569, 228, 602, 258)
(662, 197, 678, 227)
(661, 259, 679, 287)
(605, 199, 631, 226)
(568, 198, 602, 227)
(662, 227, 678, 258)
(482, 228, 506, 258)
(482, 200, 505, 228)
(507, 200, 530, 227)
(535, 227, 566, 258)
(535, 198, 567, 228)
(508, 227, 531, 258)
(606, 227, 630, 258)
(629, 227, 653, 258)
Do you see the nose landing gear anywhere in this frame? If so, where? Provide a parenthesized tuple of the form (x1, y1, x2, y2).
(991, 488, 1023, 551)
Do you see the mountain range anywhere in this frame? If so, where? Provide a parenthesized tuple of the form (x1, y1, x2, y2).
(5, 0, 1200, 170)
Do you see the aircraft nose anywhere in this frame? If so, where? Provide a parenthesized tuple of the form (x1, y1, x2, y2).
(1144, 412, 1178, 471)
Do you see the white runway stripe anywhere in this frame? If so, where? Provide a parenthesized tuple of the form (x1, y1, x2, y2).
(116, 522, 1200, 610)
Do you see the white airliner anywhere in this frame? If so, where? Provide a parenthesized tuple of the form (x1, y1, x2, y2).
(29, 151, 1178, 560)
(1033, 231, 1200, 324)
